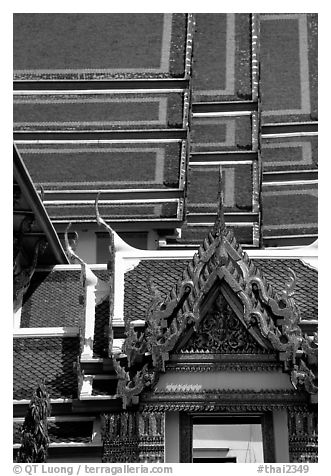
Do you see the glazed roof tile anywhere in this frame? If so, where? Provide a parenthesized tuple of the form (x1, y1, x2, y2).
(13, 336, 80, 400)
(21, 268, 111, 328)
(21, 270, 83, 328)
(124, 259, 190, 322)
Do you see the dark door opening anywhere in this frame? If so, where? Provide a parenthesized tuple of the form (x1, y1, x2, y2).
(192, 415, 264, 463)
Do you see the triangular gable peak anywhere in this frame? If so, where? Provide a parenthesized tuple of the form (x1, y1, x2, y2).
(177, 286, 272, 355)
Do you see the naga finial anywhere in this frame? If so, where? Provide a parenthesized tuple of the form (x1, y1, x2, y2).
(95, 192, 106, 229)
(64, 223, 83, 265)
(95, 192, 114, 236)
(95, 192, 115, 257)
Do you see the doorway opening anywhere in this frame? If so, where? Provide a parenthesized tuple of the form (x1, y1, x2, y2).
(192, 415, 264, 463)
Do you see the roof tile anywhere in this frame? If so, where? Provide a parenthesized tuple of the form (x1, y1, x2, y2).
(124, 259, 190, 322)
(13, 336, 80, 400)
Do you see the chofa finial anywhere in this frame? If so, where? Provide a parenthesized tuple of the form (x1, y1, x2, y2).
(95, 192, 138, 254)
(95, 192, 113, 235)
(64, 223, 83, 265)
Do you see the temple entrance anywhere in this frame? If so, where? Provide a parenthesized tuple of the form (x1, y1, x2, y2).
(179, 413, 274, 463)
(192, 416, 264, 463)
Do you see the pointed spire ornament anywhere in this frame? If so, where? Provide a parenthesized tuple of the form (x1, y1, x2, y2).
(212, 167, 227, 238)
(213, 167, 228, 265)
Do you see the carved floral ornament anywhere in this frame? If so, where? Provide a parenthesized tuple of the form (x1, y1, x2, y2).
(67, 190, 317, 409)
(181, 295, 271, 354)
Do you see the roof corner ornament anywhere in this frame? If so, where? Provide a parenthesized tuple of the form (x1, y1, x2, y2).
(95, 192, 136, 255)
(95, 192, 115, 264)
(64, 224, 109, 366)
(65, 223, 97, 286)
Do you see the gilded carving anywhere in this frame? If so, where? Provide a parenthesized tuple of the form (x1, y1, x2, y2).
(181, 294, 270, 354)
(113, 358, 157, 409)
(113, 277, 194, 408)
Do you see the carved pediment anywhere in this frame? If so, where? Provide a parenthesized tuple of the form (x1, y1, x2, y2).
(180, 292, 271, 354)
(94, 171, 317, 408)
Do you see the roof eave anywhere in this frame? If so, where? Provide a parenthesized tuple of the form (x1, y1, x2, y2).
(13, 144, 69, 265)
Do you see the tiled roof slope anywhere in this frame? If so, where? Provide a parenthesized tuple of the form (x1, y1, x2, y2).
(124, 259, 190, 322)
(124, 257, 317, 323)
(21, 270, 83, 328)
(14, 14, 187, 80)
(13, 336, 80, 400)
(21, 269, 111, 328)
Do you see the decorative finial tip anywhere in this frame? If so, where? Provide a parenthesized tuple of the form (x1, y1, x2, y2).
(212, 166, 226, 236)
